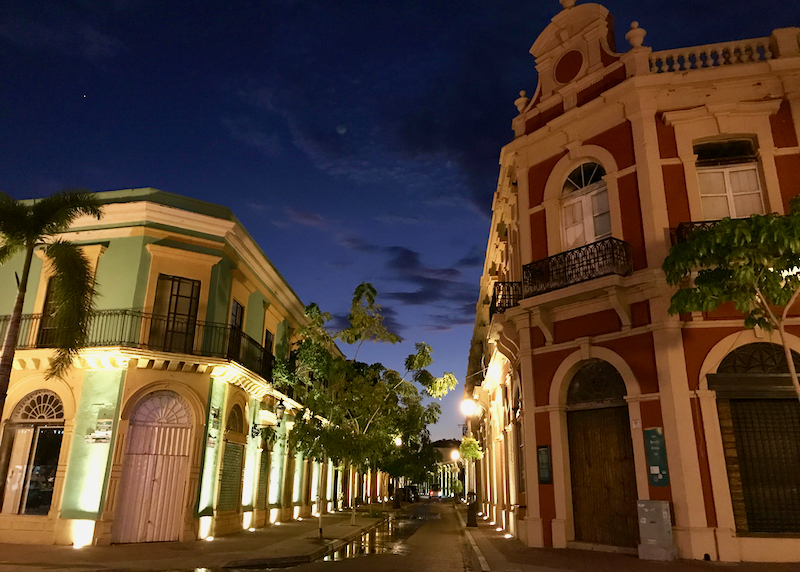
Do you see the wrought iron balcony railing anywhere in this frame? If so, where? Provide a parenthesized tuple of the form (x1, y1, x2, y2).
(671, 220, 721, 245)
(0, 310, 273, 380)
(522, 237, 633, 297)
(490, 281, 522, 320)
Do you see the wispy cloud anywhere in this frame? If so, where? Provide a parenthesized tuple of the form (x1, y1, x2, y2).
(221, 117, 283, 157)
(0, 5, 126, 62)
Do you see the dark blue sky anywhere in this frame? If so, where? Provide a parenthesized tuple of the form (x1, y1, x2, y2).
(1, 0, 798, 440)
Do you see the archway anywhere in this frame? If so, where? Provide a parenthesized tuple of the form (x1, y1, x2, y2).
(566, 359, 638, 547)
(112, 390, 192, 543)
(709, 342, 800, 533)
(1, 390, 64, 515)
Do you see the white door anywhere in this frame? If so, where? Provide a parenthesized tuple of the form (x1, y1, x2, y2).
(113, 391, 192, 543)
(2, 427, 33, 513)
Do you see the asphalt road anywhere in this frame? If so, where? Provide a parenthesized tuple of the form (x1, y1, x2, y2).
(230, 501, 475, 572)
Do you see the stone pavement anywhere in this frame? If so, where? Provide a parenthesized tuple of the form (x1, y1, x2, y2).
(454, 505, 800, 572)
(0, 507, 391, 572)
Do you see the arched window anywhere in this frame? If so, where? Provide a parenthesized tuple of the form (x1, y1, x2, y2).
(226, 404, 244, 433)
(2, 390, 65, 516)
(566, 359, 627, 409)
(561, 162, 610, 249)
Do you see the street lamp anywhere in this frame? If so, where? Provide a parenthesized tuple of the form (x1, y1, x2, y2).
(275, 399, 286, 427)
(461, 398, 479, 527)
(460, 398, 478, 417)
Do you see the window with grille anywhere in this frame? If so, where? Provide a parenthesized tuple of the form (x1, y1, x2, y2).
(149, 274, 201, 353)
(561, 162, 610, 250)
(694, 139, 765, 220)
(714, 342, 800, 533)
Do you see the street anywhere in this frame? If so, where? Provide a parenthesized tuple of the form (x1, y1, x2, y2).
(258, 502, 475, 572)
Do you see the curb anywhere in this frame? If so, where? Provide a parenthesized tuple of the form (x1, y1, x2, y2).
(454, 508, 491, 572)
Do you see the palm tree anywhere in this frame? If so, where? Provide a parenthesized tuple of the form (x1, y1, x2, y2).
(0, 190, 102, 418)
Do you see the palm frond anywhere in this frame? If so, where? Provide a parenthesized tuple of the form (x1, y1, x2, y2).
(43, 240, 97, 379)
(31, 190, 102, 238)
(0, 242, 22, 264)
(0, 194, 33, 243)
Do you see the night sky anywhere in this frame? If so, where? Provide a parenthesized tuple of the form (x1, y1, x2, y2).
(1, 1, 798, 440)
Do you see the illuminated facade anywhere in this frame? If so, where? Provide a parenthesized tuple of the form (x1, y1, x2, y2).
(0, 188, 353, 546)
(469, 1, 800, 562)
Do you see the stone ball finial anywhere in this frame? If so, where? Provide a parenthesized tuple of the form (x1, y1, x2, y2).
(514, 90, 530, 114)
(559, 0, 576, 8)
(625, 21, 647, 48)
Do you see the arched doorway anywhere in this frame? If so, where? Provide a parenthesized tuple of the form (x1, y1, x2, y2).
(113, 390, 192, 543)
(1, 390, 64, 515)
(709, 342, 800, 533)
(566, 359, 638, 547)
(217, 404, 246, 514)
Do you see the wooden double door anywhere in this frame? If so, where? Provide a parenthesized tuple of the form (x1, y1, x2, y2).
(568, 406, 639, 548)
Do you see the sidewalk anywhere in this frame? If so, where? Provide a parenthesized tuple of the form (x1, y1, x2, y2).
(0, 506, 394, 572)
(454, 504, 800, 572)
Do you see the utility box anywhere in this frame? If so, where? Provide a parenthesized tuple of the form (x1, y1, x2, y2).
(637, 500, 677, 561)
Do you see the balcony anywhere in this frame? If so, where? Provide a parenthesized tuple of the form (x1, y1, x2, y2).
(671, 220, 720, 245)
(0, 310, 273, 380)
(490, 281, 522, 320)
(522, 237, 633, 297)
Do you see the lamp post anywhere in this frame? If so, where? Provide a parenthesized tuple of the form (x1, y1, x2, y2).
(461, 398, 479, 527)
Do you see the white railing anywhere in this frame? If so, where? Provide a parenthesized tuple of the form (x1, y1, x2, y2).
(649, 36, 773, 73)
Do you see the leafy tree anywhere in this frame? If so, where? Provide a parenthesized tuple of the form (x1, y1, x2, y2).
(0, 190, 102, 418)
(662, 197, 800, 398)
(459, 436, 484, 461)
(275, 283, 457, 487)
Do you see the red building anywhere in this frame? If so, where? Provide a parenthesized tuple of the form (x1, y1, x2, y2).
(468, 0, 800, 562)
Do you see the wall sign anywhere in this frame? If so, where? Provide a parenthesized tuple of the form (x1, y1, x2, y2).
(537, 445, 552, 485)
(644, 427, 670, 487)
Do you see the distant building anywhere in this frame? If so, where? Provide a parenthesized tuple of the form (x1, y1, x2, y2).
(0, 188, 349, 546)
(469, 1, 800, 562)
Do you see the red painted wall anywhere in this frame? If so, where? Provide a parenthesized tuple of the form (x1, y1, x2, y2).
(528, 152, 567, 207)
(770, 99, 799, 148)
(775, 154, 800, 212)
(618, 173, 648, 270)
(553, 309, 621, 344)
(599, 332, 660, 394)
(532, 348, 576, 407)
(585, 121, 636, 170)
(662, 164, 691, 228)
(530, 210, 549, 261)
(656, 114, 679, 159)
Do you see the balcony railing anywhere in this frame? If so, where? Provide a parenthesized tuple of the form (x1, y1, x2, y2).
(649, 36, 773, 73)
(671, 220, 721, 245)
(490, 281, 522, 320)
(0, 310, 273, 380)
(522, 237, 633, 297)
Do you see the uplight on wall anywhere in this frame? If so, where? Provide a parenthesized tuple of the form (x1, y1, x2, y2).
(199, 516, 213, 539)
(71, 520, 95, 549)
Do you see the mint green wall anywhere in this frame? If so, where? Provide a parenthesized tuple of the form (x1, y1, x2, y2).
(92, 237, 150, 310)
(241, 398, 260, 510)
(197, 377, 226, 517)
(208, 257, 234, 324)
(275, 320, 292, 360)
(60, 370, 125, 520)
(0, 250, 44, 315)
(245, 292, 267, 342)
(268, 419, 288, 507)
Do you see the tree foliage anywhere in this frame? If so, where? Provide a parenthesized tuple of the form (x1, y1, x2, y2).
(662, 197, 800, 397)
(0, 190, 102, 416)
(459, 436, 484, 461)
(276, 283, 458, 477)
